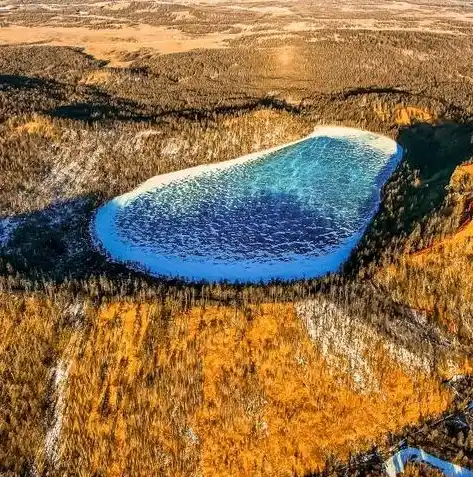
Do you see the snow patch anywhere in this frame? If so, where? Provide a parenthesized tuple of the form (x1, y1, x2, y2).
(44, 326, 82, 466)
(384, 447, 473, 477)
(296, 298, 380, 391)
(383, 341, 433, 375)
(45, 359, 70, 465)
(161, 137, 185, 158)
(295, 297, 439, 389)
(0, 217, 19, 248)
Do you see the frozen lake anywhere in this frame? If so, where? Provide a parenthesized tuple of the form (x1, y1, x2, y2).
(92, 126, 403, 282)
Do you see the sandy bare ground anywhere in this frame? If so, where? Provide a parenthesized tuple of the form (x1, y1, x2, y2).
(16, 0, 472, 21)
(0, 24, 251, 66)
(0, 19, 465, 67)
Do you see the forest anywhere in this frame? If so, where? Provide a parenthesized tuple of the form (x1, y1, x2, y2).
(1, 7, 473, 475)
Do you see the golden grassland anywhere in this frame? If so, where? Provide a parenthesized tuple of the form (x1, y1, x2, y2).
(53, 301, 452, 477)
(0, 24, 247, 68)
(376, 164, 473, 333)
(1, 0, 472, 70)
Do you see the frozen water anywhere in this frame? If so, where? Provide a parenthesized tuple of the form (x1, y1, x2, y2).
(384, 447, 473, 477)
(92, 127, 403, 282)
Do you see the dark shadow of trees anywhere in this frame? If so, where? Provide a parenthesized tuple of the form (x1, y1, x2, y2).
(346, 120, 473, 275)
(0, 117, 472, 304)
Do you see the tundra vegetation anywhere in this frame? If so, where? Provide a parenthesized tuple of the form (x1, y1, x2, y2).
(1, 1, 473, 476)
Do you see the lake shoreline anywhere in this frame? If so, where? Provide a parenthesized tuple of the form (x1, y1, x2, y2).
(92, 126, 404, 283)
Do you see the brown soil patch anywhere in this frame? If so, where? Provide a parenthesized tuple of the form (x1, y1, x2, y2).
(79, 69, 113, 86)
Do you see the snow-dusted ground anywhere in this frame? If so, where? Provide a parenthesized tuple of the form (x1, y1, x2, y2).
(384, 447, 473, 477)
(92, 126, 403, 283)
(45, 358, 70, 465)
(296, 298, 441, 391)
(0, 217, 19, 248)
(44, 310, 82, 467)
(294, 292, 463, 391)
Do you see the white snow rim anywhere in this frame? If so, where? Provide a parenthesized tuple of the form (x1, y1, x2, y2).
(91, 126, 404, 283)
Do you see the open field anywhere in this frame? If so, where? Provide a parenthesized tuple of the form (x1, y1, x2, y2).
(1, 0, 473, 65)
(2, 1, 473, 476)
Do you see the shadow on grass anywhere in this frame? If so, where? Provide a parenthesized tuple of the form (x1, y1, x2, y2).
(47, 95, 302, 122)
(0, 74, 54, 91)
(0, 195, 206, 298)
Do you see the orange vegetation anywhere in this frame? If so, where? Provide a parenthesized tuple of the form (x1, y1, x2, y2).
(0, 294, 67, 474)
(450, 163, 473, 192)
(10, 114, 60, 140)
(374, 103, 435, 125)
(394, 106, 435, 126)
(59, 301, 451, 477)
(376, 164, 473, 332)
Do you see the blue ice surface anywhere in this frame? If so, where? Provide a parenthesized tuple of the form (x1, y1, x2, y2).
(93, 128, 403, 283)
